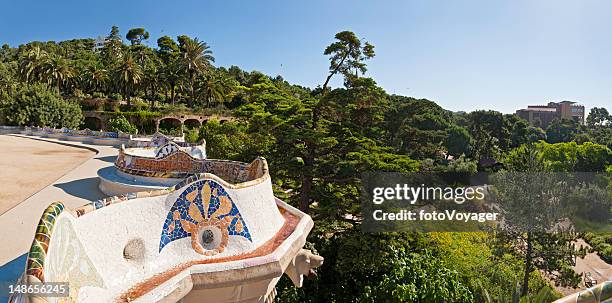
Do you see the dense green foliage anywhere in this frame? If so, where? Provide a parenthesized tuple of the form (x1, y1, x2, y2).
(1, 83, 82, 128)
(1, 27, 610, 302)
(275, 232, 474, 303)
(506, 141, 612, 172)
(107, 115, 138, 134)
(583, 233, 612, 263)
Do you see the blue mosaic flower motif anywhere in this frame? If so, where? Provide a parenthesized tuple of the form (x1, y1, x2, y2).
(159, 179, 252, 252)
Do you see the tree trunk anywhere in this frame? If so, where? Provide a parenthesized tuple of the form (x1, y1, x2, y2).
(298, 50, 351, 214)
(171, 85, 176, 105)
(299, 177, 312, 213)
(522, 232, 533, 296)
(299, 153, 314, 213)
(299, 104, 320, 214)
(189, 72, 195, 108)
(126, 86, 131, 106)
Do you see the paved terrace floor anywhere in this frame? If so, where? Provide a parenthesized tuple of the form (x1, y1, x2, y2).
(0, 135, 95, 215)
(0, 135, 117, 267)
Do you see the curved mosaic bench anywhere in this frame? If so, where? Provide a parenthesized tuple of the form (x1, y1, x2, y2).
(19, 128, 33, 135)
(0, 126, 20, 135)
(24, 202, 65, 284)
(121, 140, 207, 161)
(17, 127, 131, 146)
(127, 132, 186, 148)
(554, 281, 611, 303)
(11, 161, 321, 303)
(114, 141, 244, 180)
(98, 140, 218, 196)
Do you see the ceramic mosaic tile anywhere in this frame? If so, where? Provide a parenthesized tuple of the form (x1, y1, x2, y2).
(115, 147, 266, 184)
(159, 179, 252, 253)
(75, 191, 166, 217)
(155, 142, 181, 159)
(555, 281, 611, 303)
(25, 202, 65, 282)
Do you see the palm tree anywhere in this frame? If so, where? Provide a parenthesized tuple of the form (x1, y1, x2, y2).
(19, 46, 48, 84)
(161, 59, 183, 105)
(180, 38, 214, 107)
(198, 72, 237, 107)
(85, 65, 108, 94)
(41, 54, 74, 93)
(143, 59, 161, 108)
(113, 53, 142, 105)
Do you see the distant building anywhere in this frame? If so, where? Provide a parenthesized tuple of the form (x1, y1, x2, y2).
(516, 101, 584, 128)
(93, 36, 107, 52)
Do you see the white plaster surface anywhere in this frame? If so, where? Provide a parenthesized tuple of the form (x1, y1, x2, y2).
(64, 174, 285, 297)
(97, 166, 178, 196)
(123, 144, 206, 159)
(44, 214, 106, 303)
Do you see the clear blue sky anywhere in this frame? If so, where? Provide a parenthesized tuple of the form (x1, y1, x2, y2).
(1, 0, 611, 113)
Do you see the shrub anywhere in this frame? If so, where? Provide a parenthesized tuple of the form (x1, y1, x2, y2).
(158, 126, 183, 137)
(132, 100, 149, 112)
(104, 100, 120, 112)
(92, 92, 106, 99)
(80, 98, 105, 111)
(4, 83, 82, 128)
(109, 93, 122, 101)
(107, 115, 138, 134)
(159, 103, 191, 115)
(584, 232, 612, 263)
(184, 128, 199, 143)
(72, 88, 89, 99)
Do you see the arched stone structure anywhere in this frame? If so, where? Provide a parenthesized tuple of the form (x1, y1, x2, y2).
(83, 112, 109, 130)
(83, 111, 234, 133)
(157, 117, 183, 134)
(183, 118, 202, 129)
(83, 116, 103, 131)
(152, 114, 234, 132)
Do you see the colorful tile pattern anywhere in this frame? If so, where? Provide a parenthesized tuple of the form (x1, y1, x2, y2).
(155, 142, 180, 158)
(74, 174, 216, 218)
(116, 148, 266, 184)
(150, 132, 173, 147)
(159, 179, 252, 253)
(25, 202, 64, 282)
